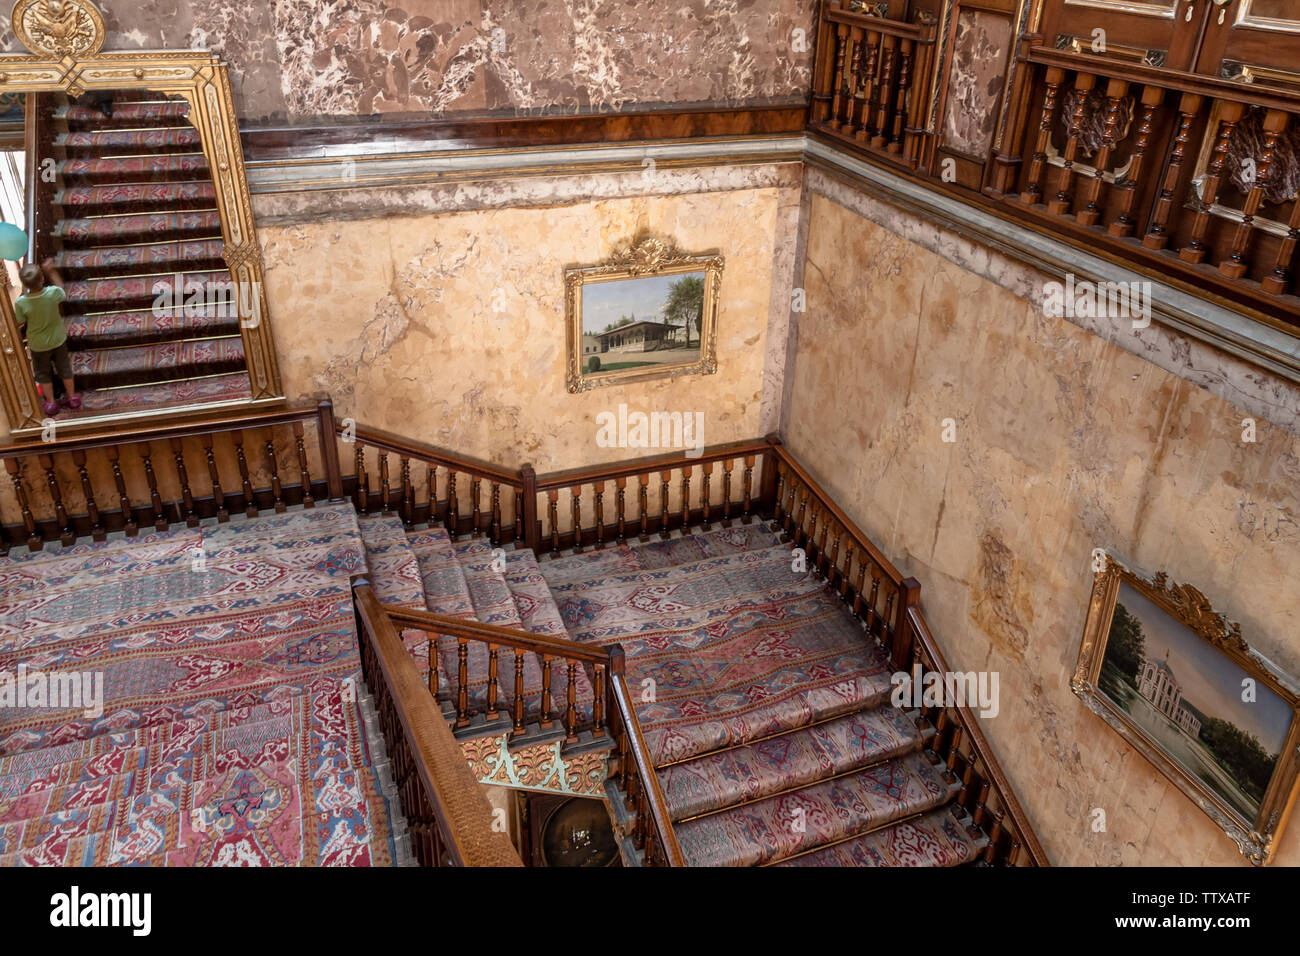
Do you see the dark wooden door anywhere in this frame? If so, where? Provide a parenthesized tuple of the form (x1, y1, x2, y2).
(1194, 0, 1300, 87)
(1038, 0, 1211, 71)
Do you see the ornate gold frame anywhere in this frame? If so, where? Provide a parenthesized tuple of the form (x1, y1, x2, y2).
(564, 232, 722, 393)
(1072, 555, 1300, 865)
(0, 0, 282, 438)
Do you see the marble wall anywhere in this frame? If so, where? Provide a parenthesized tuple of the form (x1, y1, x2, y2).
(0, 1, 816, 126)
(785, 189, 1300, 866)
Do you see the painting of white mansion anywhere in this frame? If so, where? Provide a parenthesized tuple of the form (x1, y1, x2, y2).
(1137, 652, 1201, 737)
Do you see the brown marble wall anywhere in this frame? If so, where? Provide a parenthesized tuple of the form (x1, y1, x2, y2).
(0, 1, 816, 126)
(786, 190, 1300, 866)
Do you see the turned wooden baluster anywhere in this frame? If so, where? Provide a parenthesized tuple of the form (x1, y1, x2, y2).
(378, 452, 391, 514)
(592, 662, 607, 737)
(540, 657, 554, 728)
(486, 645, 500, 721)
(593, 480, 605, 549)
(782, 474, 798, 537)
(512, 650, 526, 736)
(659, 469, 672, 539)
(106, 446, 137, 536)
(856, 30, 882, 141)
(446, 472, 459, 537)
(865, 576, 882, 633)
(839, 545, 856, 600)
(6, 458, 41, 551)
(490, 483, 502, 545)
(354, 444, 368, 514)
(427, 464, 438, 524)
(1143, 92, 1204, 249)
(427, 637, 439, 696)
(1262, 197, 1300, 294)
(844, 27, 865, 131)
(828, 23, 850, 129)
(827, 527, 842, 586)
(69, 450, 105, 542)
(721, 459, 734, 526)
(615, 476, 628, 543)
(470, 477, 482, 537)
(871, 34, 898, 150)
(234, 431, 258, 518)
(772, 465, 787, 529)
(805, 501, 820, 560)
(984, 809, 1008, 865)
(742, 454, 755, 522)
(565, 662, 579, 744)
(889, 39, 913, 154)
(138, 443, 169, 530)
(699, 461, 714, 528)
(851, 561, 868, 618)
(1181, 101, 1246, 263)
(545, 488, 560, 552)
(455, 639, 470, 728)
(293, 421, 315, 508)
(400, 457, 412, 527)
(679, 465, 692, 530)
(1077, 78, 1130, 226)
(264, 434, 286, 513)
(36, 453, 72, 546)
(1020, 68, 1066, 204)
(1047, 72, 1097, 216)
(1108, 85, 1163, 237)
(169, 438, 198, 527)
(637, 473, 650, 541)
(1221, 109, 1290, 278)
(513, 485, 523, 542)
(570, 486, 584, 553)
(199, 434, 228, 522)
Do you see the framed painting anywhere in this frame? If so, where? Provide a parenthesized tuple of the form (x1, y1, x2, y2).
(564, 233, 722, 392)
(1072, 555, 1300, 865)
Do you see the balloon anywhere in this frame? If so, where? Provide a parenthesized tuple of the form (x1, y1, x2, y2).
(0, 223, 28, 261)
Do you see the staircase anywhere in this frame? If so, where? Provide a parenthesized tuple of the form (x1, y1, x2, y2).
(35, 92, 250, 415)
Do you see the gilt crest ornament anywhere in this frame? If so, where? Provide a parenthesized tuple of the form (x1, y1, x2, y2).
(11, 0, 107, 58)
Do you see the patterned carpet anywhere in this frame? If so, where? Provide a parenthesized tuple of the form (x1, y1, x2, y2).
(0, 505, 398, 866)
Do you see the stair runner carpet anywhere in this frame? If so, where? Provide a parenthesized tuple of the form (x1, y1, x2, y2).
(533, 523, 989, 867)
(0, 504, 396, 866)
(43, 92, 248, 411)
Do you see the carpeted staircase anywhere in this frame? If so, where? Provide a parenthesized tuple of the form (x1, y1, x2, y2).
(40, 92, 250, 414)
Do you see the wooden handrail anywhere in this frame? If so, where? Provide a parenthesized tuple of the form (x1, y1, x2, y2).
(906, 604, 1049, 866)
(354, 584, 524, 867)
(824, 5, 931, 42)
(534, 438, 769, 490)
(385, 604, 613, 665)
(344, 421, 522, 487)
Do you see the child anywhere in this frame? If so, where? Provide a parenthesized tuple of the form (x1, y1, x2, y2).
(14, 259, 80, 416)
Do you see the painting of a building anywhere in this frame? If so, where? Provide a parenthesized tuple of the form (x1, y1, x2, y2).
(593, 319, 681, 354)
(1137, 652, 1202, 737)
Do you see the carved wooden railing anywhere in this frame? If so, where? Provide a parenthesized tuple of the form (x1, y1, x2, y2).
(768, 436, 1048, 866)
(809, 2, 940, 172)
(354, 583, 523, 866)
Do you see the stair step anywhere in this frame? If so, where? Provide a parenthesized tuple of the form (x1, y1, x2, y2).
(673, 750, 958, 867)
(56, 210, 224, 246)
(57, 153, 210, 184)
(773, 806, 989, 867)
(66, 306, 240, 349)
(55, 238, 227, 280)
(56, 127, 203, 156)
(54, 181, 217, 214)
(71, 337, 246, 389)
(659, 707, 927, 822)
(68, 373, 251, 416)
(65, 269, 232, 313)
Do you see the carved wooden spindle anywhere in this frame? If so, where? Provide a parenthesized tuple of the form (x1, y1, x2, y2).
(615, 476, 627, 543)
(871, 34, 898, 149)
(471, 476, 482, 537)
(659, 469, 672, 539)
(231, 432, 257, 518)
(1181, 101, 1246, 263)
(354, 444, 368, 514)
(513, 485, 523, 542)
(844, 27, 865, 130)
(264, 434, 286, 513)
(6, 458, 41, 551)
(455, 639, 470, 728)
(512, 650, 526, 736)
(742, 455, 755, 521)
(1077, 78, 1130, 226)
(446, 472, 459, 537)
(700, 462, 714, 528)
(851, 561, 868, 618)
(840, 545, 856, 600)
(1047, 72, 1097, 216)
(890, 40, 913, 153)
(378, 452, 391, 514)
(637, 474, 650, 542)
(37, 453, 73, 546)
(400, 457, 413, 527)
(490, 482, 502, 545)
(542, 488, 558, 553)
(856, 30, 882, 141)
(721, 459, 734, 526)
(828, 24, 850, 129)
(199, 434, 228, 522)
(1262, 198, 1300, 295)
(565, 662, 579, 744)
(138, 443, 169, 530)
(486, 645, 500, 720)
(427, 637, 438, 697)
(1143, 92, 1204, 249)
(169, 438, 198, 527)
(1021, 68, 1065, 204)
(70, 450, 104, 542)
(828, 528, 842, 586)
(106, 446, 137, 536)
(773, 465, 787, 529)
(1221, 109, 1289, 278)
(293, 421, 315, 508)
(540, 657, 554, 728)
(593, 480, 605, 549)
(983, 808, 1007, 865)
(679, 465, 692, 530)
(866, 576, 882, 633)
(1109, 85, 1163, 237)
(571, 486, 584, 553)
(592, 662, 606, 737)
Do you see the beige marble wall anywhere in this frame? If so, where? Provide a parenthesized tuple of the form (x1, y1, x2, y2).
(786, 190, 1300, 866)
(259, 184, 788, 472)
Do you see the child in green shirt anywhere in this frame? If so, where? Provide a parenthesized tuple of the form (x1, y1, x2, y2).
(14, 259, 80, 416)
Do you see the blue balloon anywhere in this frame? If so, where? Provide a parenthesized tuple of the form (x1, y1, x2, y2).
(0, 223, 27, 261)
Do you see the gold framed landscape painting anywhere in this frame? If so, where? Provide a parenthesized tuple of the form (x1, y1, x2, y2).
(1073, 556, 1300, 865)
(565, 233, 722, 392)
